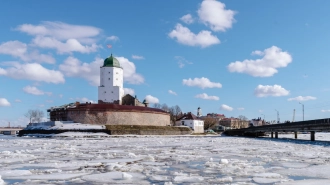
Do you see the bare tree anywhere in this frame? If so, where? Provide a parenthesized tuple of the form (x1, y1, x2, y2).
(174, 105, 181, 116)
(25, 109, 45, 123)
(161, 103, 169, 112)
(204, 117, 217, 130)
(169, 107, 176, 126)
(153, 103, 161, 109)
(168, 105, 182, 126)
(238, 115, 248, 121)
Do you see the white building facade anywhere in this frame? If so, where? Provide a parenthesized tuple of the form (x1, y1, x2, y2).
(98, 54, 124, 104)
(175, 112, 204, 133)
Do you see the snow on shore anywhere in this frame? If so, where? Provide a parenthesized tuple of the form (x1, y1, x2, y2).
(24, 121, 104, 130)
(1, 134, 330, 184)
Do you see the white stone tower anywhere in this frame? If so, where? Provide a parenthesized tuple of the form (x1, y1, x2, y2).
(98, 54, 124, 104)
(197, 107, 202, 117)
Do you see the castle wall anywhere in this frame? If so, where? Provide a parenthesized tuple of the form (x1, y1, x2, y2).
(67, 109, 170, 126)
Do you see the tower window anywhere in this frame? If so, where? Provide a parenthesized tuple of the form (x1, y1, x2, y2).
(109, 72, 110, 74)
(116, 78, 118, 80)
(108, 78, 110, 80)
(116, 72, 118, 74)
(104, 91, 106, 93)
(111, 91, 113, 93)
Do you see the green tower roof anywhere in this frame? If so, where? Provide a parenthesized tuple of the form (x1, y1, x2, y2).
(103, 54, 121, 68)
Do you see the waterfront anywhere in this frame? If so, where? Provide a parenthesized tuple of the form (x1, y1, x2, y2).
(1, 134, 330, 184)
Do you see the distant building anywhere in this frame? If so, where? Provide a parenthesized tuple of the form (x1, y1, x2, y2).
(219, 117, 249, 129)
(201, 113, 225, 130)
(122, 94, 148, 107)
(250, 117, 263, 126)
(175, 111, 204, 133)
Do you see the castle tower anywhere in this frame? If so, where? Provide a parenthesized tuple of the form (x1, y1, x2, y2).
(98, 54, 124, 104)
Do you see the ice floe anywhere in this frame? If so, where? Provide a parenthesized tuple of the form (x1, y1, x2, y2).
(1, 133, 330, 184)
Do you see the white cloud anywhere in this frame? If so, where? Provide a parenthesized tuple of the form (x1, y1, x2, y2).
(0, 68, 6, 75)
(145, 95, 159, 104)
(169, 24, 220, 48)
(16, 21, 101, 43)
(32, 36, 99, 54)
(15, 21, 102, 54)
(59, 56, 101, 86)
(228, 46, 292, 77)
(117, 57, 144, 85)
(168, 90, 177, 96)
(288, 96, 317, 101)
(15, 99, 22, 102)
(124, 88, 135, 96)
(220, 104, 233, 111)
(175, 56, 192, 68)
(195, 93, 219, 100)
(0, 62, 65, 84)
(254, 84, 289, 97)
(23, 86, 52, 96)
(197, 0, 236, 32)
(0, 40, 26, 57)
(237, 107, 245, 111)
(258, 110, 263, 113)
(321, 110, 330, 113)
(0, 40, 55, 64)
(251, 50, 264, 56)
(106, 35, 119, 42)
(183, 77, 222, 89)
(0, 98, 11, 107)
(59, 56, 144, 86)
(180, 14, 194, 24)
(132, 55, 145, 60)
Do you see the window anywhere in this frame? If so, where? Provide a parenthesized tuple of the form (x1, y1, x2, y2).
(108, 72, 110, 74)
(181, 121, 184, 125)
(108, 78, 110, 80)
(116, 78, 118, 80)
(104, 91, 106, 93)
(116, 72, 118, 74)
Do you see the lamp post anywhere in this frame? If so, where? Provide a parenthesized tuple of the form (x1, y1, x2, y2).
(275, 109, 280, 123)
(299, 102, 304, 121)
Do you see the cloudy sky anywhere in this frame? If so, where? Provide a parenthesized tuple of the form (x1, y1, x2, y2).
(1, 0, 330, 126)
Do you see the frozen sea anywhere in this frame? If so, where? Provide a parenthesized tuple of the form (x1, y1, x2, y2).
(1, 133, 330, 185)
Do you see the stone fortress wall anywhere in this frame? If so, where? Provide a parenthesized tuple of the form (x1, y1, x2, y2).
(66, 104, 170, 126)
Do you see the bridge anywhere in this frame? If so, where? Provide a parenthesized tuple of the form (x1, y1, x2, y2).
(0, 127, 24, 135)
(223, 118, 330, 141)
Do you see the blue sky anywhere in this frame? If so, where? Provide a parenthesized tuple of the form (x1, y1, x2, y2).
(1, 0, 330, 126)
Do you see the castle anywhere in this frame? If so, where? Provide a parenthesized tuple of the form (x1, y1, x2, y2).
(47, 54, 170, 126)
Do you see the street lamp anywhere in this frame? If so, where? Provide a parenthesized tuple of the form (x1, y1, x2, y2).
(275, 109, 280, 123)
(299, 102, 304, 121)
